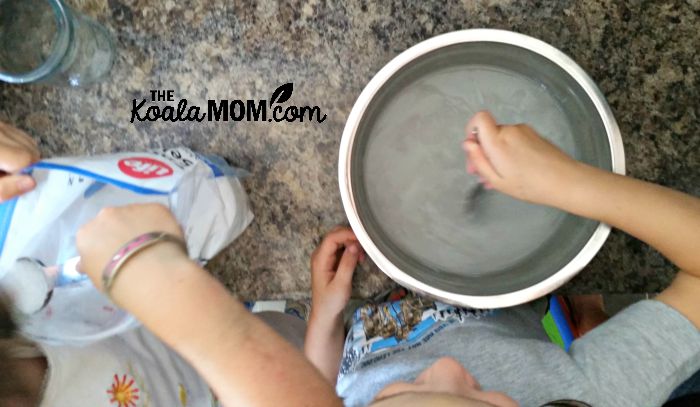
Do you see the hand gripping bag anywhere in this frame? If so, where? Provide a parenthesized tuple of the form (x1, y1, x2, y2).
(0, 147, 253, 345)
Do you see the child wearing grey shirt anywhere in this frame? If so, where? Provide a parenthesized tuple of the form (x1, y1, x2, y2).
(304, 112, 700, 407)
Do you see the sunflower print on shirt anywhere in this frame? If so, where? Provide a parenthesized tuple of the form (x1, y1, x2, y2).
(107, 374, 140, 407)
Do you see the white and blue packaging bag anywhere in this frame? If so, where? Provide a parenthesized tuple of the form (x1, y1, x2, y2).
(0, 147, 253, 345)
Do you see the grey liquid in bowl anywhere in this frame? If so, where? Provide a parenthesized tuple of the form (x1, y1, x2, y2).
(351, 42, 611, 296)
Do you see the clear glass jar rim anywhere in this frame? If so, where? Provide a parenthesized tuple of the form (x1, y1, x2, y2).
(0, 0, 72, 84)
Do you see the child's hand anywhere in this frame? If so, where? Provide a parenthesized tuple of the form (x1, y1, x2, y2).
(0, 121, 40, 202)
(76, 203, 187, 290)
(462, 111, 580, 206)
(306, 226, 363, 384)
(309, 227, 363, 323)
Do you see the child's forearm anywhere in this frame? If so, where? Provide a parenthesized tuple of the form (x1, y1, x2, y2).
(553, 162, 700, 277)
(554, 163, 700, 328)
(109, 246, 342, 407)
(304, 313, 346, 385)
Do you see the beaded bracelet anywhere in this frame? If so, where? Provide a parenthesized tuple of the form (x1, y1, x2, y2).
(101, 232, 187, 295)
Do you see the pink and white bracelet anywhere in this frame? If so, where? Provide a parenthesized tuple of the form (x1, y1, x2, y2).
(101, 232, 187, 295)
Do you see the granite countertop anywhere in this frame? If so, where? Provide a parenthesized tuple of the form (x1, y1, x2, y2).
(1, 0, 698, 299)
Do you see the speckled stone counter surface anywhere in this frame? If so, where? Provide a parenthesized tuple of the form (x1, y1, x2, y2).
(1, 0, 698, 299)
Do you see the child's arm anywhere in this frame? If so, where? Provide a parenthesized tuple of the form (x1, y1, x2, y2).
(464, 111, 700, 328)
(304, 227, 362, 384)
(76, 204, 343, 407)
(550, 165, 700, 328)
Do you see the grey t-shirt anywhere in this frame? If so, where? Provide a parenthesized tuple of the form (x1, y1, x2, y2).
(336, 299, 700, 407)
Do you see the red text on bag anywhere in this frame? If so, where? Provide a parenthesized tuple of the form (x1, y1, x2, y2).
(118, 157, 174, 179)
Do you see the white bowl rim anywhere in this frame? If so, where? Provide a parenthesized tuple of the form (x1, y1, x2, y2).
(338, 29, 625, 309)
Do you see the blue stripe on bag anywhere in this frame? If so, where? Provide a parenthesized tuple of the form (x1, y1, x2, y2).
(32, 162, 170, 195)
(0, 198, 18, 257)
